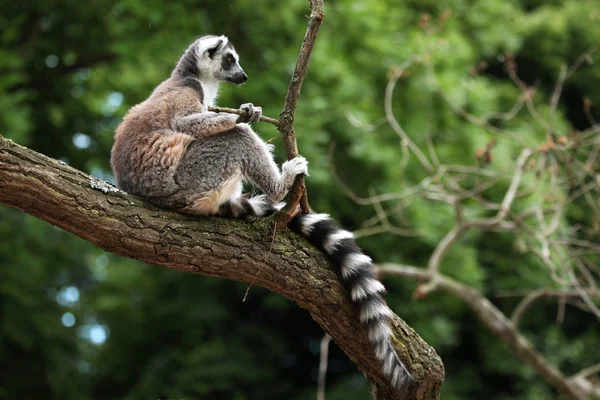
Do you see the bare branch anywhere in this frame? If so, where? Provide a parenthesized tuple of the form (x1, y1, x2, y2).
(317, 333, 332, 400)
(277, 0, 325, 218)
(427, 62, 527, 145)
(572, 363, 600, 380)
(378, 264, 590, 400)
(511, 289, 600, 329)
(547, 65, 568, 135)
(479, 95, 526, 123)
(571, 363, 600, 399)
(566, 44, 600, 79)
(328, 142, 434, 206)
(334, 45, 599, 399)
(385, 62, 434, 173)
(506, 67, 552, 134)
(567, 267, 600, 320)
(427, 224, 464, 275)
(207, 106, 280, 126)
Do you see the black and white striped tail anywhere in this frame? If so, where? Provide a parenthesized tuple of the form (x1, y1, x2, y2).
(287, 213, 415, 391)
(218, 195, 283, 221)
(220, 199, 414, 390)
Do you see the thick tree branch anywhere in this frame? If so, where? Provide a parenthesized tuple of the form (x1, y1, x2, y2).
(0, 136, 443, 400)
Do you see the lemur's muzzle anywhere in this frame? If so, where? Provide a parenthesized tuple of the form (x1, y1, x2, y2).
(230, 72, 248, 85)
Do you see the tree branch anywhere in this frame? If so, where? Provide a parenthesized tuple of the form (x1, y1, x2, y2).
(207, 106, 280, 127)
(276, 0, 324, 220)
(571, 363, 600, 398)
(378, 264, 591, 400)
(0, 136, 443, 399)
(510, 289, 600, 329)
(317, 333, 332, 400)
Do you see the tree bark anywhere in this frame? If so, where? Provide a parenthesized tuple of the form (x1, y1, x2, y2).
(0, 136, 444, 399)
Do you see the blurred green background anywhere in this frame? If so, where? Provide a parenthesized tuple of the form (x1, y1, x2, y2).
(1, 0, 599, 399)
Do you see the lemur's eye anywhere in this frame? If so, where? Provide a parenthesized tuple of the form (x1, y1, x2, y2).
(227, 56, 234, 65)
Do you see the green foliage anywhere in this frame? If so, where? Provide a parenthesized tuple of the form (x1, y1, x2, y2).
(0, 0, 598, 399)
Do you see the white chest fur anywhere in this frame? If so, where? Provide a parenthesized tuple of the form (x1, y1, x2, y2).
(201, 81, 220, 107)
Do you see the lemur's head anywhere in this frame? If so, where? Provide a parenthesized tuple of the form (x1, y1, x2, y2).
(195, 35, 247, 85)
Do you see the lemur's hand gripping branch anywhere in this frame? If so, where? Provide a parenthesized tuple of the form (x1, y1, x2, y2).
(207, 106, 280, 127)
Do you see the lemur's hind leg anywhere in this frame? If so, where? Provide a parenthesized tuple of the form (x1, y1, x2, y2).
(172, 123, 307, 218)
(233, 124, 308, 203)
(219, 124, 308, 219)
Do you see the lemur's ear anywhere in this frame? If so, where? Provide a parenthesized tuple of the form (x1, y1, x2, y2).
(207, 39, 224, 58)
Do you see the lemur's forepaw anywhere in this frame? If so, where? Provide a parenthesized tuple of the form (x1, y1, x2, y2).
(265, 143, 275, 153)
(238, 103, 262, 123)
(282, 156, 309, 177)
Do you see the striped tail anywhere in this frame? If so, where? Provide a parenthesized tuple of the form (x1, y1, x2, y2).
(218, 195, 283, 220)
(220, 198, 414, 391)
(287, 213, 415, 391)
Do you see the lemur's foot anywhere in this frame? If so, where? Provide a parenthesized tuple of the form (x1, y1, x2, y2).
(282, 156, 309, 177)
(237, 103, 262, 123)
(265, 143, 275, 153)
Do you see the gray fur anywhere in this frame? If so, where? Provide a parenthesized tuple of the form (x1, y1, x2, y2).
(173, 125, 305, 207)
(111, 35, 308, 218)
(173, 112, 238, 138)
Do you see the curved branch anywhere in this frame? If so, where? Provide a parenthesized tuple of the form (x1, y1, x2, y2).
(0, 136, 443, 400)
(378, 263, 590, 400)
(511, 289, 600, 329)
(385, 62, 434, 173)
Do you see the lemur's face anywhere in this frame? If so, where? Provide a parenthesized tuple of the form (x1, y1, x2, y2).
(196, 36, 247, 85)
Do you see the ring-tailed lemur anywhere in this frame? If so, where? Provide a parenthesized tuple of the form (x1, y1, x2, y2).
(111, 35, 415, 392)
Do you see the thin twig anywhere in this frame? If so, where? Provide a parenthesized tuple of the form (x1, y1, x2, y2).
(317, 333, 332, 400)
(497, 149, 533, 220)
(570, 362, 600, 399)
(428, 61, 527, 146)
(242, 222, 278, 302)
(207, 106, 280, 126)
(427, 224, 464, 275)
(547, 64, 568, 136)
(479, 96, 526, 123)
(565, 44, 600, 80)
(567, 267, 600, 320)
(506, 67, 552, 135)
(572, 363, 600, 380)
(497, 289, 600, 299)
(385, 61, 434, 173)
(556, 297, 566, 326)
(507, 289, 597, 329)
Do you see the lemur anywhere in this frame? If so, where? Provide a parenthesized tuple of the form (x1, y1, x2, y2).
(111, 35, 415, 393)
